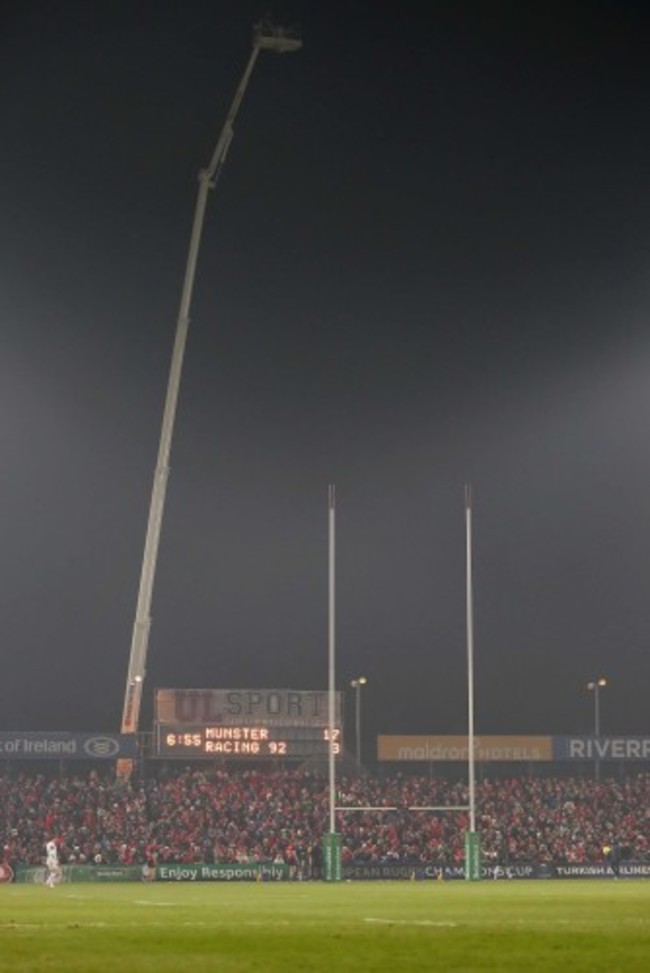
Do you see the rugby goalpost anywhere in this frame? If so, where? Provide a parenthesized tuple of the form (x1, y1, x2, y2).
(323, 485, 481, 881)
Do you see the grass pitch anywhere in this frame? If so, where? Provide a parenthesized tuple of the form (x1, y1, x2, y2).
(2, 880, 650, 972)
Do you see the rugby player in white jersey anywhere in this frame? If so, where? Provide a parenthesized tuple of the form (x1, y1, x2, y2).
(45, 838, 61, 888)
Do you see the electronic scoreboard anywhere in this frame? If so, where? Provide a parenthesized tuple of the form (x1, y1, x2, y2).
(154, 689, 343, 760)
(156, 724, 341, 758)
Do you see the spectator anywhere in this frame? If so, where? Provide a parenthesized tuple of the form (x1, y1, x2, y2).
(1, 769, 649, 869)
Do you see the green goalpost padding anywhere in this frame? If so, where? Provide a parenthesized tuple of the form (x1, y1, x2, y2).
(465, 831, 482, 881)
(322, 833, 342, 882)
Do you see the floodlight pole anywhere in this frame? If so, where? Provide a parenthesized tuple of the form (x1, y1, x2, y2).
(587, 677, 607, 781)
(119, 22, 302, 758)
(350, 677, 367, 772)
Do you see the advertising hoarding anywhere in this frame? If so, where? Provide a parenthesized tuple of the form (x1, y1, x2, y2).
(378, 735, 553, 762)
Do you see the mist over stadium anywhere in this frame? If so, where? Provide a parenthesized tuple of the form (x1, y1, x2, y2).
(4, 13, 650, 963)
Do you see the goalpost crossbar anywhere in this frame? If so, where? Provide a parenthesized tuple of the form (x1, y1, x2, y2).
(335, 805, 470, 813)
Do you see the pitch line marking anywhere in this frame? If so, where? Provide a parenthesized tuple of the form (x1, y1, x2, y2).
(133, 900, 177, 906)
(364, 917, 458, 927)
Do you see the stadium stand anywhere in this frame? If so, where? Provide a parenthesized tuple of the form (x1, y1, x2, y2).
(2, 770, 649, 872)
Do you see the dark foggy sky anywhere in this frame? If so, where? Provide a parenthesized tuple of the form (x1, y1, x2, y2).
(2, 1, 650, 753)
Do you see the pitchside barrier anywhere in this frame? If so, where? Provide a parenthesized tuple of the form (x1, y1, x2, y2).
(12, 862, 289, 884)
(9, 860, 650, 883)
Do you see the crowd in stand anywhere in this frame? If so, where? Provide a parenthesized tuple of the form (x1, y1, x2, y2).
(2, 769, 650, 871)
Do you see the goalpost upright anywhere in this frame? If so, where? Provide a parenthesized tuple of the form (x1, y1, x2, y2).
(464, 484, 481, 880)
(322, 484, 342, 880)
